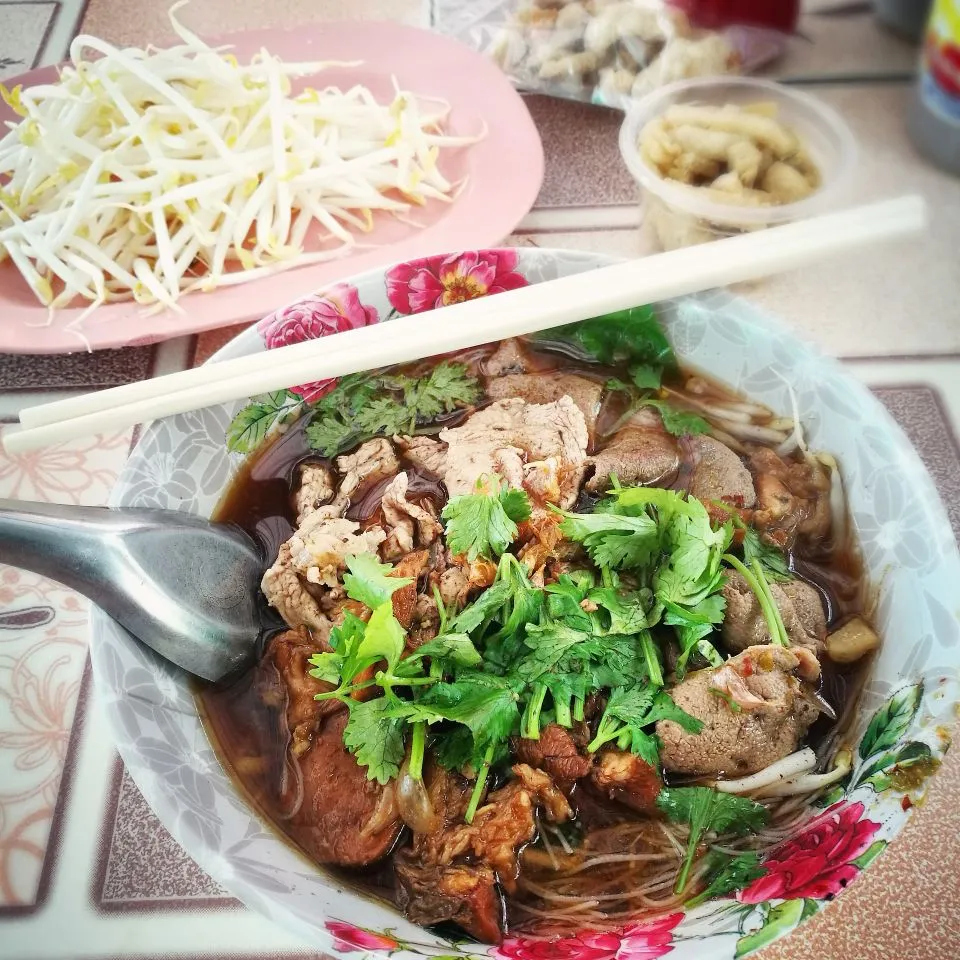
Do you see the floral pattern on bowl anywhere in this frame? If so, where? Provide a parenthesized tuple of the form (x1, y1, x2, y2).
(94, 248, 960, 960)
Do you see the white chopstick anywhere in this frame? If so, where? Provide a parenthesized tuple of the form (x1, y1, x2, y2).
(3, 195, 926, 455)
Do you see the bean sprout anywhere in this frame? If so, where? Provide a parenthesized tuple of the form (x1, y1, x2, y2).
(0, 1, 481, 331)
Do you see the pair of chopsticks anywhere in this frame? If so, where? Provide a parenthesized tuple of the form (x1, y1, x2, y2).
(4, 195, 926, 456)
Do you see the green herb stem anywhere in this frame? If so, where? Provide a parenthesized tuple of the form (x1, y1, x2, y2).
(723, 554, 783, 649)
(554, 695, 572, 728)
(408, 721, 426, 781)
(522, 684, 548, 740)
(640, 631, 663, 687)
(464, 744, 495, 824)
(750, 559, 789, 646)
(674, 828, 701, 895)
(573, 695, 585, 723)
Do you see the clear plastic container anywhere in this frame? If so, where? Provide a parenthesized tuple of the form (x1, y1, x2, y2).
(619, 76, 858, 250)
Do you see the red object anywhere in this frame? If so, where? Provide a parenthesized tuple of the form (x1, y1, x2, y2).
(670, 0, 800, 33)
(737, 801, 882, 904)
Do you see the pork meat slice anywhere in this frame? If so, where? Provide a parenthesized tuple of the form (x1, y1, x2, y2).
(484, 338, 530, 377)
(285, 709, 403, 867)
(749, 447, 831, 548)
(380, 472, 443, 560)
(394, 434, 448, 476)
(687, 435, 757, 508)
(335, 438, 400, 503)
(590, 750, 662, 813)
(721, 571, 827, 654)
(587, 423, 680, 493)
(511, 724, 592, 787)
(388, 549, 430, 629)
(439, 397, 589, 508)
(486, 372, 605, 432)
(292, 462, 337, 525)
(261, 512, 385, 630)
(657, 645, 821, 777)
(260, 543, 333, 637)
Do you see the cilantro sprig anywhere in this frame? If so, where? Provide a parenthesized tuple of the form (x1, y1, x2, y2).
(441, 477, 531, 561)
(305, 362, 480, 457)
(656, 787, 769, 894)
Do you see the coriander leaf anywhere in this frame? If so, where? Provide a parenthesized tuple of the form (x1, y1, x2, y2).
(432, 725, 476, 772)
(588, 587, 650, 634)
(644, 690, 704, 733)
(545, 574, 594, 629)
(685, 850, 765, 908)
(449, 580, 513, 633)
(408, 675, 520, 751)
(520, 623, 599, 681)
(343, 696, 407, 784)
(353, 395, 409, 436)
(226, 391, 302, 453)
(538, 305, 677, 374)
(442, 482, 531, 561)
(559, 511, 659, 570)
(305, 416, 356, 457)
(412, 633, 482, 668)
(342, 553, 412, 610)
(608, 485, 698, 521)
(629, 363, 662, 390)
(308, 612, 367, 686)
(740, 523, 792, 582)
(344, 602, 406, 680)
(412, 362, 482, 419)
(639, 399, 710, 438)
(605, 377, 632, 392)
(500, 487, 533, 523)
(656, 787, 769, 894)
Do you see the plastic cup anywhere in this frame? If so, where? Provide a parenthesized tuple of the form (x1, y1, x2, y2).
(619, 76, 858, 251)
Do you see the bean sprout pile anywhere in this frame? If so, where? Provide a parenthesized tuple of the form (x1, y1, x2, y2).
(0, 3, 480, 335)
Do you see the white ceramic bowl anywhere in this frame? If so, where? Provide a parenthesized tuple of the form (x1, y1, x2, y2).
(92, 247, 959, 960)
(619, 77, 858, 250)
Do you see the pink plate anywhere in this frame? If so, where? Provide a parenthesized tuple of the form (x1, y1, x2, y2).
(0, 21, 544, 354)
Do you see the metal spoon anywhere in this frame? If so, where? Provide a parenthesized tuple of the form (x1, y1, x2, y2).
(0, 499, 263, 681)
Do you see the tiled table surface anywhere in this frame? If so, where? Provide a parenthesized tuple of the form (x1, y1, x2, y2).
(1, 1, 958, 959)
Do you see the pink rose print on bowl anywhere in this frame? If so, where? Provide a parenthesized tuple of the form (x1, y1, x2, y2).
(325, 920, 399, 953)
(495, 912, 683, 960)
(385, 249, 527, 314)
(257, 284, 379, 402)
(738, 801, 881, 903)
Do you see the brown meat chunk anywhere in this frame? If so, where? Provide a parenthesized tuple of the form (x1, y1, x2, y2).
(408, 593, 440, 648)
(688, 435, 756, 508)
(486, 372, 605, 432)
(657, 645, 821, 777)
(431, 764, 572, 894)
(590, 750, 662, 813)
(512, 724, 592, 786)
(389, 549, 430, 628)
(721, 571, 826, 654)
(335, 438, 400, 503)
(749, 448, 831, 548)
(286, 710, 403, 867)
(395, 434, 448, 476)
(256, 627, 341, 757)
(484, 338, 530, 377)
(587, 425, 680, 493)
(439, 397, 589, 508)
(292, 462, 337, 525)
(395, 855, 503, 944)
(380, 472, 443, 560)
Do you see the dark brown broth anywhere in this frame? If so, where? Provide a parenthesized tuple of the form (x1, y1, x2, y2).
(198, 340, 870, 931)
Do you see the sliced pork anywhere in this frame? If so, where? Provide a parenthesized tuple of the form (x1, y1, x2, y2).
(438, 397, 589, 508)
(687, 435, 757, 508)
(486, 372, 605, 432)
